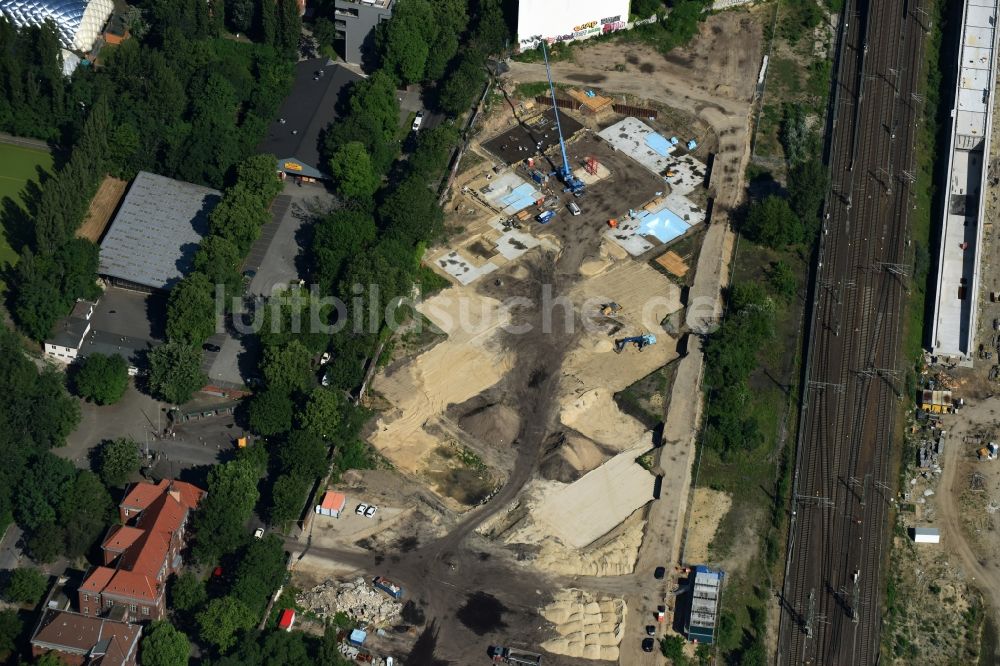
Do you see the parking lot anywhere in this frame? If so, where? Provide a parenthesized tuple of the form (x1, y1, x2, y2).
(206, 182, 333, 386)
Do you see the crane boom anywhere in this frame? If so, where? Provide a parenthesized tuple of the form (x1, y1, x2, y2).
(540, 42, 584, 193)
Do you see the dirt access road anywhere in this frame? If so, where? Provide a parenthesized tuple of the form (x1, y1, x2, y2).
(936, 397, 1000, 621)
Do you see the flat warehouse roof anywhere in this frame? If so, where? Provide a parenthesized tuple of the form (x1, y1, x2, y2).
(931, 0, 998, 359)
(98, 172, 221, 291)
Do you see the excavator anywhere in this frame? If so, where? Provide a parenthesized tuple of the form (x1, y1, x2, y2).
(600, 302, 622, 317)
(614, 334, 657, 353)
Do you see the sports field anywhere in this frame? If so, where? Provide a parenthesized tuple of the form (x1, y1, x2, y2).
(0, 141, 53, 269)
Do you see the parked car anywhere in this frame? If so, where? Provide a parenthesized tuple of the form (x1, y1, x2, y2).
(356, 503, 369, 515)
(568, 201, 581, 216)
(203, 343, 221, 353)
(656, 605, 666, 622)
(365, 505, 378, 518)
(254, 527, 264, 539)
(654, 566, 666, 579)
(320, 352, 331, 364)
(646, 625, 656, 637)
(642, 638, 655, 652)
(412, 111, 424, 131)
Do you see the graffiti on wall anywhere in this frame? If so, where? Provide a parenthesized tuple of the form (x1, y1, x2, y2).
(519, 13, 635, 49)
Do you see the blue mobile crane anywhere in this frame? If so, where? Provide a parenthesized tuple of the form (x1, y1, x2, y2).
(540, 41, 585, 195)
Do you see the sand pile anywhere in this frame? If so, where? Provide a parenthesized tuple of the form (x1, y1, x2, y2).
(539, 431, 609, 483)
(368, 289, 513, 471)
(559, 388, 648, 450)
(530, 512, 644, 576)
(457, 401, 520, 448)
(684, 487, 732, 564)
(541, 589, 626, 661)
(296, 577, 401, 626)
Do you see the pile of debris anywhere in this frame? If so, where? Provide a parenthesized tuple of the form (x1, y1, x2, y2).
(296, 577, 401, 626)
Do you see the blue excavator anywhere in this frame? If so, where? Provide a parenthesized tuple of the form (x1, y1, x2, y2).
(541, 41, 585, 195)
(614, 334, 657, 353)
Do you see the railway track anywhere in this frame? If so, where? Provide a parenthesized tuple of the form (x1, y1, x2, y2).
(777, 0, 928, 662)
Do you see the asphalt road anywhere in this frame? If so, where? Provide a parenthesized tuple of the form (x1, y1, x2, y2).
(776, 0, 926, 662)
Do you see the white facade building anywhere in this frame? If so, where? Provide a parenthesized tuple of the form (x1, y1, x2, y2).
(516, 0, 632, 51)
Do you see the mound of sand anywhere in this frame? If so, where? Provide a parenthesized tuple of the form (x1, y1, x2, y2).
(560, 388, 648, 450)
(530, 511, 644, 576)
(457, 402, 520, 449)
(539, 431, 609, 483)
(579, 257, 611, 277)
(541, 589, 626, 661)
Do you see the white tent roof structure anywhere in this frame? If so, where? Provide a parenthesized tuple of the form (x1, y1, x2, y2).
(0, 0, 113, 51)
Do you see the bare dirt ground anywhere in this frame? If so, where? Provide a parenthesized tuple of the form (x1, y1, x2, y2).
(682, 488, 732, 564)
(77, 176, 126, 242)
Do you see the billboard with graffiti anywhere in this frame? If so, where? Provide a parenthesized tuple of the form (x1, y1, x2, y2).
(516, 0, 633, 51)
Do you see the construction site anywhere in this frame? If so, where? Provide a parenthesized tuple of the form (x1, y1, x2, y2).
(286, 10, 763, 665)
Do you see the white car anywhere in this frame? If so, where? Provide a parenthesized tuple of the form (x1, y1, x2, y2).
(412, 111, 424, 131)
(356, 503, 368, 515)
(364, 505, 378, 518)
(253, 527, 264, 539)
(320, 352, 331, 365)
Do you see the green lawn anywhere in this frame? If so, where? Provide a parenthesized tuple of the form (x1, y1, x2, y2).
(0, 142, 52, 269)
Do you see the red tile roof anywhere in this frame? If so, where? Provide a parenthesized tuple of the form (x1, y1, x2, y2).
(103, 526, 144, 553)
(81, 567, 116, 594)
(87, 479, 203, 609)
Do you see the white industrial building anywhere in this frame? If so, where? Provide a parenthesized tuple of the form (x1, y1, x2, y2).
(516, 0, 632, 51)
(930, 0, 999, 361)
(0, 0, 114, 51)
(911, 527, 940, 544)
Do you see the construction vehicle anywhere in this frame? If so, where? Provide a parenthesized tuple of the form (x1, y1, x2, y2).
(536, 210, 555, 224)
(600, 302, 622, 316)
(372, 576, 403, 599)
(540, 42, 585, 196)
(488, 646, 542, 665)
(614, 334, 657, 353)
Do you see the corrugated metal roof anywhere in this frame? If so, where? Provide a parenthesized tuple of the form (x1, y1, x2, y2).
(98, 172, 221, 291)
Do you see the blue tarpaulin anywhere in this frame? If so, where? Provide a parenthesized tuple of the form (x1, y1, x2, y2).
(644, 132, 673, 157)
(637, 207, 690, 244)
(349, 629, 367, 646)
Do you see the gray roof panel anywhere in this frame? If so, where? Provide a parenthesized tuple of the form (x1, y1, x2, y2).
(98, 172, 221, 291)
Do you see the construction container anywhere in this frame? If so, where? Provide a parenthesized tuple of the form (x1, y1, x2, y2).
(910, 527, 940, 544)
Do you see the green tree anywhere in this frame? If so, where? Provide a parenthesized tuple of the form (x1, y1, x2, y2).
(742, 195, 803, 248)
(193, 237, 243, 309)
(788, 157, 828, 230)
(249, 389, 294, 436)
(329, 142, 379, 202)
(25, 522, 64, 563)
(16, 453, 75, 532)
(34, 652, 66, 666)
(197, 597, 256, 653)
(148, 343, 207, 405)
(660, 634, 687, 664)
(0, 609, 22, 655)
(226, 0, 254, 33)
(378, 0, 433, 84)
(208, 187, 271, 255)
(278, 429, 328, 478)
(767, 260, 798, 303)
(311, 209, 378, 293)
(237, 154, 284, 204)
(231, 535, 287, 614)
(96, 438, 141, 487)
(276, 0, 302, 55)
(73, 353, 129, 405)
(631, 0, 662, 17)
(267, 473, 309, 525)
(170, 572, 207, 614)
(312, 17, 336, 48)
(61, 470, 114, 558)
(261, 340, 312, 394)
(299, 388, 342, 441)
(141, 621, 190, 666)
(260, 629, 312, 666)
(192, 458, 261, 562)
(6, 568, 47, 605)
(167, 272, 217, 345)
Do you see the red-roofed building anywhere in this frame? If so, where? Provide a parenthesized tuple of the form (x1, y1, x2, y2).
(80, 479, 205, 622)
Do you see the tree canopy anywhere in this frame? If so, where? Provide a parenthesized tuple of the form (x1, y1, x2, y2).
(148, 343, 208, 405)
(742, 195, 803, 249)
(167, 272, 218, 345)
(96, 438, 141, 488)
(141, 621, 191, 666)
(192, 458, 261, 562)
(5, 567, 47, 605)
(73, 353, 129, 405)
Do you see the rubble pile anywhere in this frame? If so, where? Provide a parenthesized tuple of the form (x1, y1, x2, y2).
(296, 577, 401, 626)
